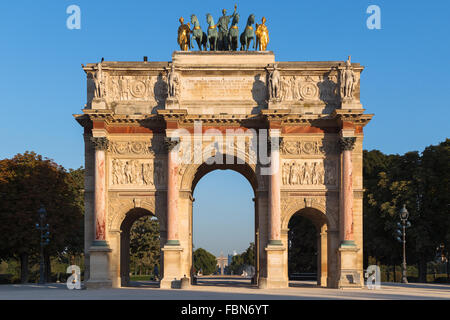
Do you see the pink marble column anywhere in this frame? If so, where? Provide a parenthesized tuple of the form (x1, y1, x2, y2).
(166, 138, 180, 245)
(91, 137, 109, 244)
(269, 133, 282, 245)
(340, 137, 356, 245)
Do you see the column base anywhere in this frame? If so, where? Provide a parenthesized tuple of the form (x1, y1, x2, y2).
(160, 245, 183, 289)
(85, 244, 112, 289)
(337, 244, 362, 289)
(160, 278, 181, 289)
(258, 277, 288, 289)
(260, 245, 288, 289)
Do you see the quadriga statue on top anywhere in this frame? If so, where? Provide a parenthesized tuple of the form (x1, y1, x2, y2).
(176, 6, 270, 52)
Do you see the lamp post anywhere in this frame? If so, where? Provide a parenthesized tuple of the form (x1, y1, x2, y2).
(36, 206, 50, 284)
(399, 204, 409, 284)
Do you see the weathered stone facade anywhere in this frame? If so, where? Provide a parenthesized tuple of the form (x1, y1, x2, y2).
(75, 51, 372, 289)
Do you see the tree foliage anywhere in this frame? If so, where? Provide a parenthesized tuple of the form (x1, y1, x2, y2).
(363, 139, 450, 281)
(229, 242, 255, 274)
(0, 152, 84, 282)
(193, 248, 217, 275)
(288, 215, 317, 273)
(129, 216, 160, 275)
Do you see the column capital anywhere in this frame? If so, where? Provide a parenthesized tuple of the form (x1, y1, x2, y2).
(91, 137, 109, 150)
(164, 136, 180, 152)
(339, 136, 356, 152)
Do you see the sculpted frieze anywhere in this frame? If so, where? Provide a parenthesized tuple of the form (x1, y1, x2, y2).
(280, 140, 339, 156)
(276, 75, 339, 103)
(281, 159, 337, 187)
(109, 141, 153, 155)
(105, 75, 168, 103)
(109, 159, 166, 188)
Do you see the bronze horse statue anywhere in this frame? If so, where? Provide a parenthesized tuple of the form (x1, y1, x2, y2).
(190, 14, 207, 50)
(228, 13, 240, 51)
(206, 13, 218, 51)
(240, 14, 256, 51)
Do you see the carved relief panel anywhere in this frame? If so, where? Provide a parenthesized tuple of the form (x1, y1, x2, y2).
(280, 139, 339, 156)
(278, 75, 339, 104)
(281, 159, 337, 188)
(105, 75, 168, 103)
(109, 158, 166, 189)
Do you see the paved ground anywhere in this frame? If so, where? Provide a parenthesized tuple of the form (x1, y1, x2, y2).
(0, 277, 449, 300)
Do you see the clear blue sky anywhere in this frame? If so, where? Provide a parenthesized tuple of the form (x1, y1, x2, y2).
(1, 1, 449, 256)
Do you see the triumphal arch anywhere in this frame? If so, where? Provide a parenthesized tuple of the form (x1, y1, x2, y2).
(75, 51, 372, 289)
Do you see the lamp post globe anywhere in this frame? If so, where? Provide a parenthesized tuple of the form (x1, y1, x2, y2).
(399, 204, 409, 221)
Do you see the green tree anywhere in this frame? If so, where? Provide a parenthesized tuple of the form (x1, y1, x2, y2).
(193, 248, 217, 275)
(129, 216, 160, 276)
(0, 152, 84, 283)
(288, 215, 317, 274)
(229, 243, 255, 274)
(363, 140, 450, 282)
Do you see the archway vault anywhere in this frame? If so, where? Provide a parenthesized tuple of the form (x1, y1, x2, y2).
(179, 150, 266, 193)
(109, 198, 159, 232)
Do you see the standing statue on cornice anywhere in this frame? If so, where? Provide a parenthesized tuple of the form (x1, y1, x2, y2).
(255, 17, 269, 51)
(268, 63, 281, 100)
(340, 56, 357, 100)
(217, 4, 237, 50)
(167, 64, 180, 98)
(177, 17, 191, 51)
(93, 60, 105, 99)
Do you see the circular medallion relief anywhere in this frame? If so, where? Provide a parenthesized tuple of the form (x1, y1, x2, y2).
(131, 142, 145, 154)
(300, 83, 319, 100)
(302, 142, 315, 154)
(130, 80, 147, 98)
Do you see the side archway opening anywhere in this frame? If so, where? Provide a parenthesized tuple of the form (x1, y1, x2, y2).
(287, 207, 328, 286)
(120, 208, 161, 287)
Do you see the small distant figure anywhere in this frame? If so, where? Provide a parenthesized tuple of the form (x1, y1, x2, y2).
(256, 17, 269, 51)
(153, 264, 159, 281)
(177, 17, 191, 51)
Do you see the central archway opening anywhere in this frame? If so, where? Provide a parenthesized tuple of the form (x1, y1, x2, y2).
(192, 167, 257, 288)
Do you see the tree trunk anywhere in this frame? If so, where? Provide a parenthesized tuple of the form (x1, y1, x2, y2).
(418, 258, 427, 283)
(393, 264, 397, 282)
(386, 265, 390, 282)
(20, 253, 29, 283)
(44, 252, 51, 282)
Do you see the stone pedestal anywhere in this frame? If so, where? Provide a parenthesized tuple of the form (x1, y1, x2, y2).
(268, 99, 282, 109)
(259, 245, 287, 288)
(337, 244, 362, 288)
(85, 244, 112, 288)
(180, 275, 191, 289)
(166, 97, 180, 110)
(91, 98, 107, 109)
(341, 99, 362, 110)
(160, 245, 183, 289)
